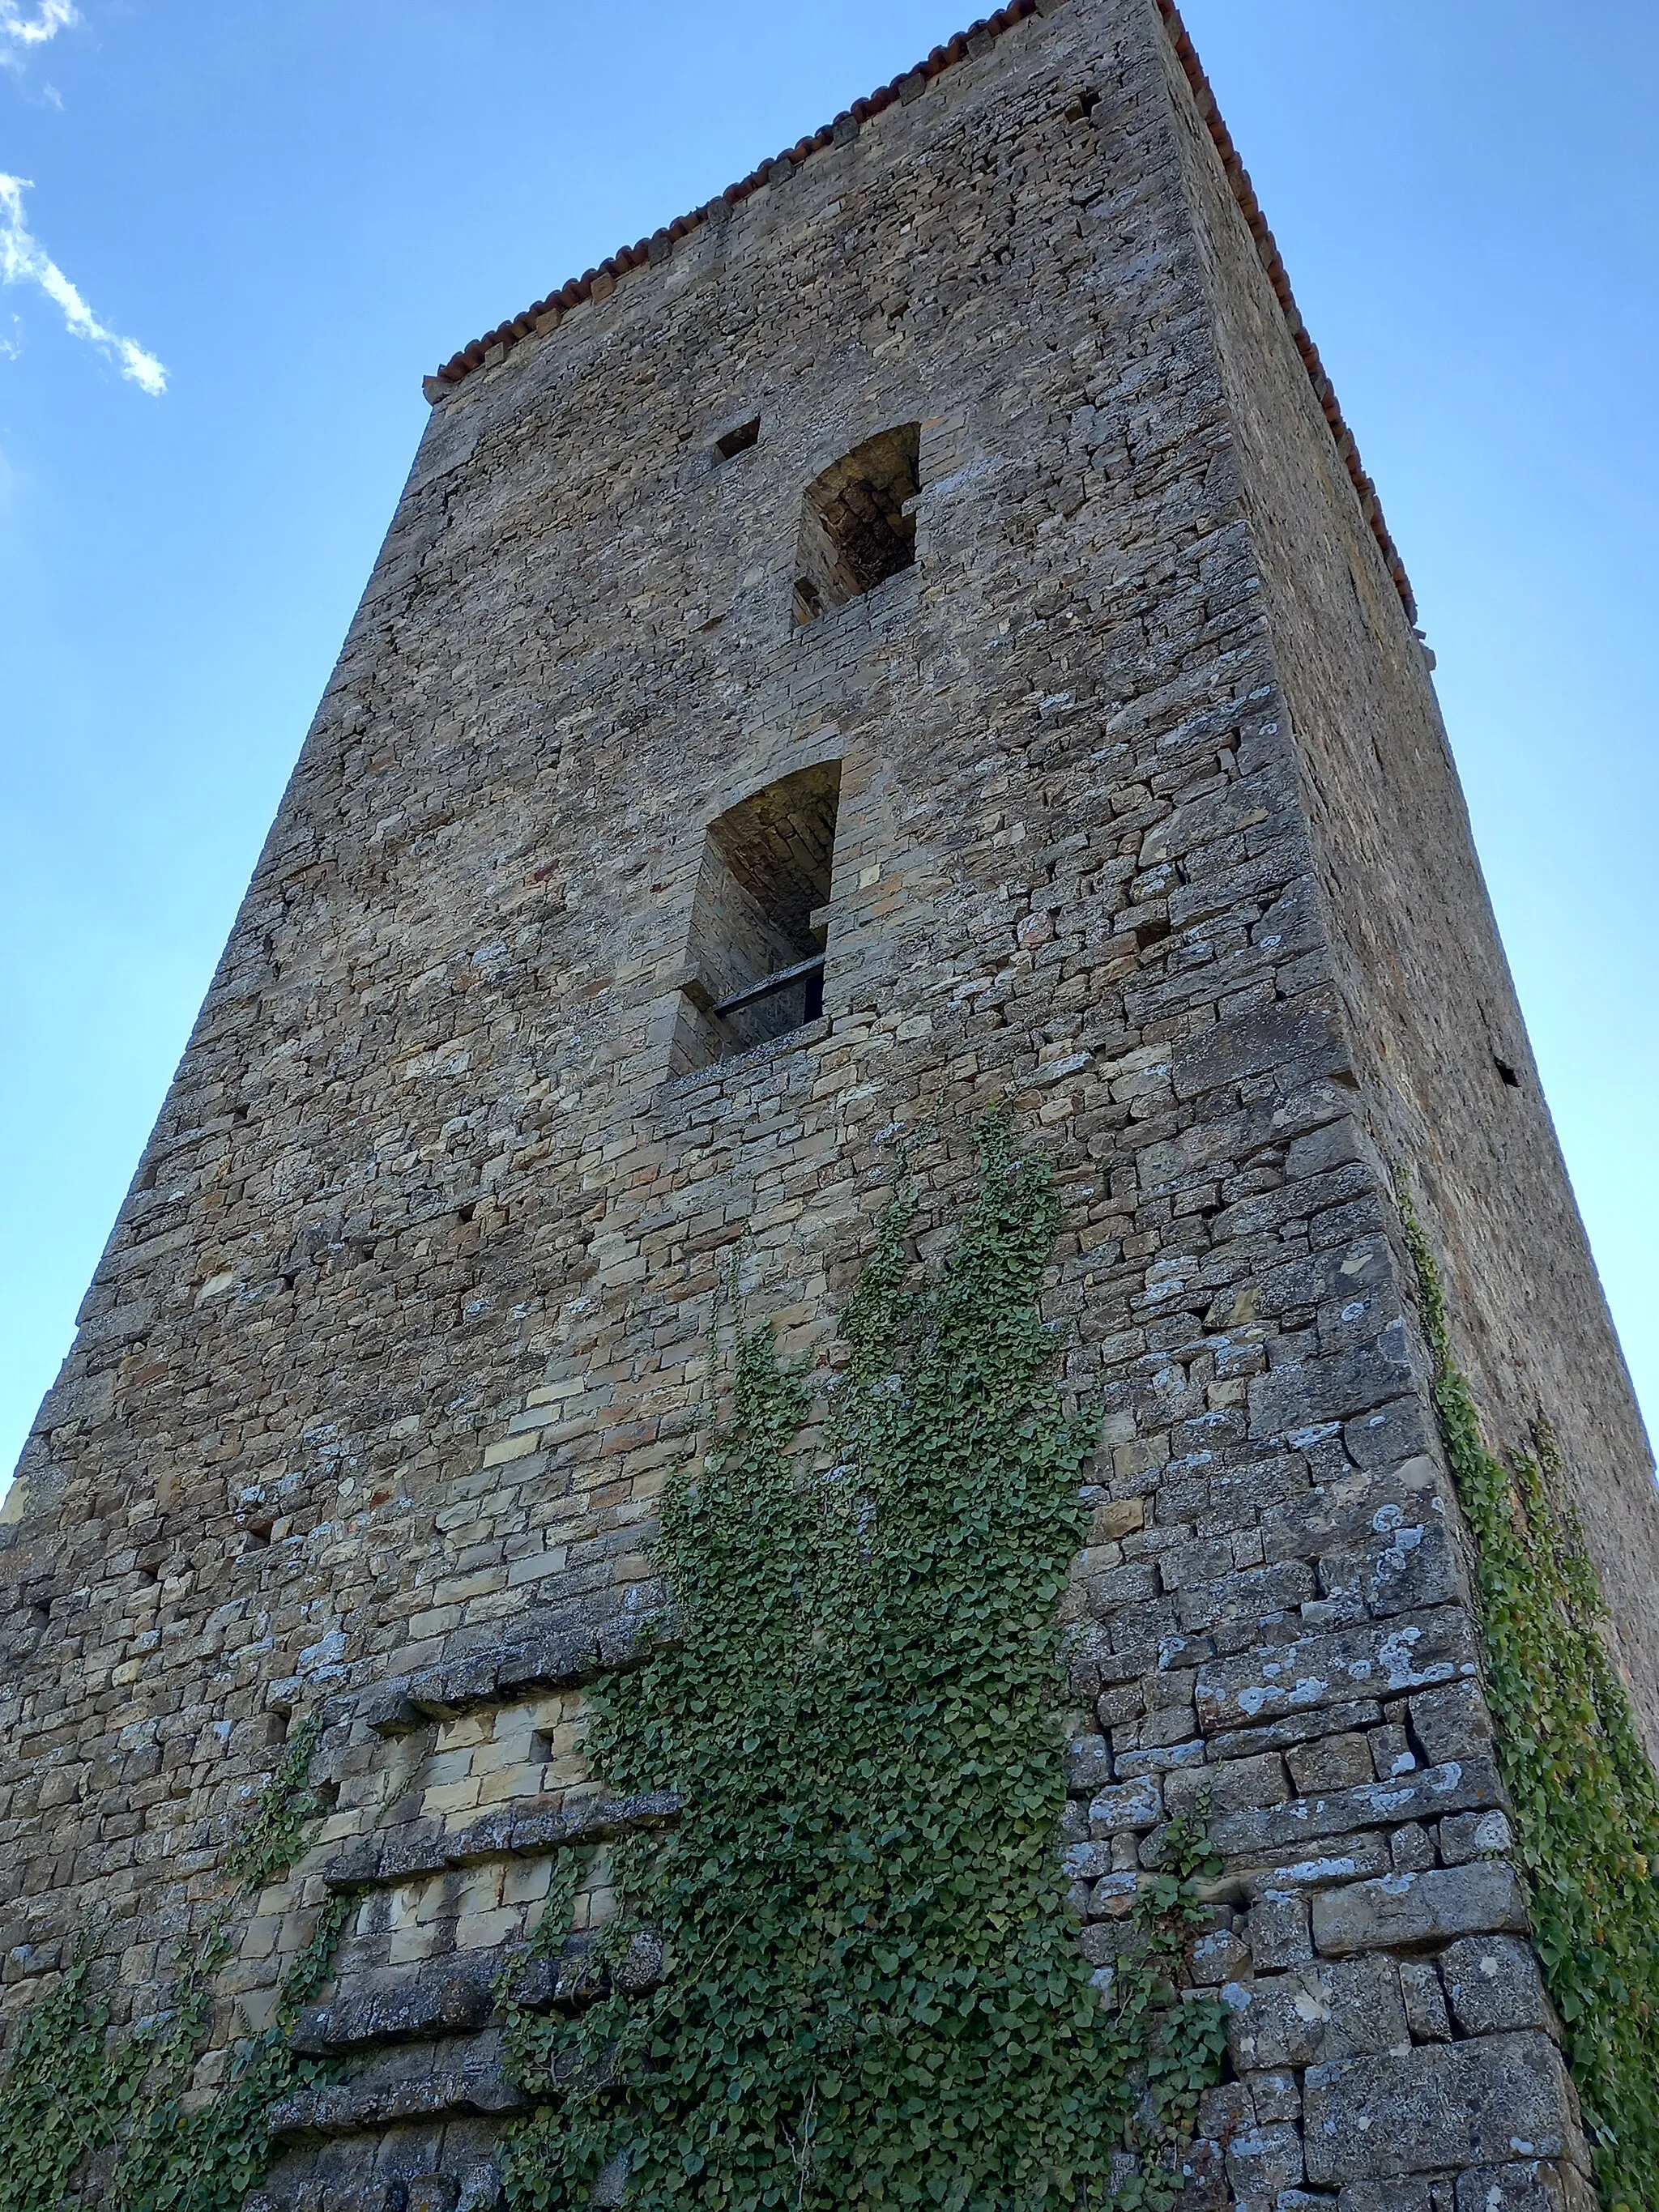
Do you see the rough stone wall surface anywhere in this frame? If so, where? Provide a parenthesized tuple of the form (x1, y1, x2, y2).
(0, 2, 1648, 2210)
(1154, 19, 1659, 1752)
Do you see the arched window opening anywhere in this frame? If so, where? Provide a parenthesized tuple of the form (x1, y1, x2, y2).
(792, 424, 921, 626)
(675, 762, 842, 1071)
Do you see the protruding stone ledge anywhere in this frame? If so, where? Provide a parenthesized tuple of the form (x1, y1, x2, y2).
(269, 2032, 527, 2142)
(352, 1611, 680, 1737)
(321, 1789, 681, 1894)
(1195, 1606, 1479, 1735)
(289, 1925, 666, 2066)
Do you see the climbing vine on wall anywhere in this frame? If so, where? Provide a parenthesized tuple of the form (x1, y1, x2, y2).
(498, 1114, 1227, 2212)
(0, 1705, 346, 2212)
(1403, 1198, 1659, 2212)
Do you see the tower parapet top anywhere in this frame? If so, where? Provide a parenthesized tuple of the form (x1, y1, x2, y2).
(425, 0, 1418, 623)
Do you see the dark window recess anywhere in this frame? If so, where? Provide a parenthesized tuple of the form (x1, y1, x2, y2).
(674, 762, 841, 1072)
(793, 424, 921, 625)
(716, 417, 761, 462)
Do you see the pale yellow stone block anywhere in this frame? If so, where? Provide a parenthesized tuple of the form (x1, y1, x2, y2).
(454, 1905, 521, 1950)
(504, 1859, 555, 1908)
(389, 1924, 441, 1966)
(477, 1762, 543, 1809)
(420, 1778, 482, 1818)
(483, 1433, 540, 1466)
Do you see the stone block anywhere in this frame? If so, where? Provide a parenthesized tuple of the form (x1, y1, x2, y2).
(1171, 1002, 1350, 1102)
(1398, 1958, 1451, 2043)
(1209, 1758, 1504, 1861)
(1453, 2163, 1597, 2212)
(1165, 1749, 1290, 1819)
(1088, 1775, 1163, 1835)
(1409, 1681, 1495, 1767)
(1346, 1401, 1436, 1471)
(1248, 1326, 1416, 1440)
(1247, 2068, 1302, 2122)
(1188, 1926, 1251, 1985)
(1066, 1734, 1111, 1792)
(1438, 1809, 1512, 1865)
(1211, 1698, 1386, 1764)
(1260, 1463, 1434, 1565)
(1248, 1890, 1313, 1969)
(1287, 1733, 1378, 1793)
(1224, 2118, 1305, 2197)
(1439, 1936, 1554, 2038)
(1303, 2034, 1577, 2184)
(1317, 1520, 1461, 1622)
(1195, 1609, 1478, 1735)
(1338, 2186, 1435, 2212)
(1222, 1956, 1410, 2071)
(1311, 1862, 1529, 1957)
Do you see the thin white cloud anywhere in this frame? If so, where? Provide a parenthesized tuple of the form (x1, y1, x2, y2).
(0, 2, 77, 55)
(0, 173, 166, 394)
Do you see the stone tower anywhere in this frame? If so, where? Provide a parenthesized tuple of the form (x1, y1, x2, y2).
(4, 2, 1657, 2209)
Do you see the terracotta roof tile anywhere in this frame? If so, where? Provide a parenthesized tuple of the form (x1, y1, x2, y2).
(429, 0, 1415, 623)
(1154, 0, 1418, 622)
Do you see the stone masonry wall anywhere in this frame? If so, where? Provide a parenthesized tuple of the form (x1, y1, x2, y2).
(1154, 11, 1659, 1754)
(0, 3, 1649, 2209)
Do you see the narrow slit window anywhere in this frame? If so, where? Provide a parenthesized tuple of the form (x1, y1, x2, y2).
(716, 417, 762, 462)
(793, 424, 921, 625)
(675, 762, 841, 1072)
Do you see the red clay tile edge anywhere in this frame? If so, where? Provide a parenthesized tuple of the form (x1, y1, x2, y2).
(1154, 0, 1417, 623)
(429, 0, 1417, 624)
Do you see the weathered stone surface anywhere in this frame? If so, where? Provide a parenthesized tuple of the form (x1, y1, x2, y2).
(1398, 1957, 1452, 2044)
(292, 1967, 497, 2055)
(1, 2, 1648, 2207)
(1409, 1681, 1496, 1767)
(1311, 1863, 1530, 1958)
(1248, 1890, 1314, 1970)
(1222, 2116, 1306, 2197)
(1165, 1749, 1290, 1820)
(1452, 2162, 1599, 2212)
(1222, 1956, 1410, 2071)
(1196, 1611, 1480, 1735)
(1438, 1809, 1513, 1866)
(1209, 1758, 1505, 1861)
(1088, 1775, 1164, 1837)
(1303, 2035, 1578, 2184)
(1439, 1936, 1554, 2039)
(1337, 2185, 1435, 2212)
(1286, 1732, 1378, 1792)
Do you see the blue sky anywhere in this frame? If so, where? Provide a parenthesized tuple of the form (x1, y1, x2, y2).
(2, 0, 1655, 1503)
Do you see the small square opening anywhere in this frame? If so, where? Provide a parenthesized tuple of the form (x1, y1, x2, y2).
(793, 424, 921, 625)
(674, 762, 842, 1072)
(716, 417, 761, 462)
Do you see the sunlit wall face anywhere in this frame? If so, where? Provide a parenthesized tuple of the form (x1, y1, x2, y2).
(2, 0, 1654, 1498)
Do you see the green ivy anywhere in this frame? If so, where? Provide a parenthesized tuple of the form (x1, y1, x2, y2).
(0, 1704, 346, 2211)
(1403, 1198, 1659, 2212)
(219, 1711, 328, 1895)
(0, 1924, 148, 2212)
(498, 1115, 1226, 2212)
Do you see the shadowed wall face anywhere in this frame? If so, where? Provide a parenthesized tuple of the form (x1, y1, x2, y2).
(0, 2, 1653, 2207)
